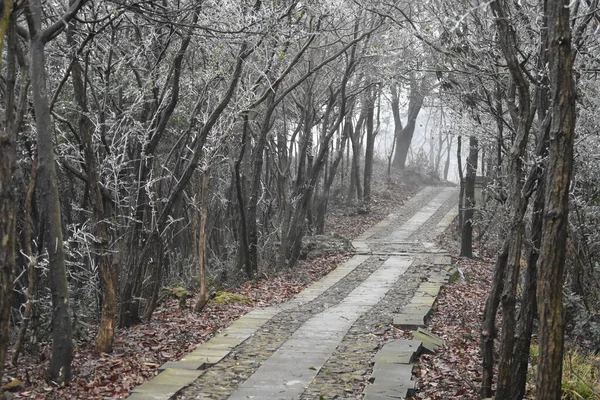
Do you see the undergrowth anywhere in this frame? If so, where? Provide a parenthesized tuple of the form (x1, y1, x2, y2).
(529, 345, 600, 399)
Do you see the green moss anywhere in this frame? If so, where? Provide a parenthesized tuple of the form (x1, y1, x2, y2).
(212, 291, 251, 305)
(170, 286, 189, 299)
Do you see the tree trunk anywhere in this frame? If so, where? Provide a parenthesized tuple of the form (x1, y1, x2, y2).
(487, 2, 534, 397)
(392, 76, 425, 169)
(511, 18, 552, 396)
(443, 135, 452, 180)
(536, 0, 576, 397)
(315, 120, 351, 234)
(511, 167, 545, 400)
(457, 136, 464, 231)
(246, 94, 276, 278)
(141, 242, 163, 322)
(363, 86, 377, 206)
(348, 110, 364, 202)
(235, 115, 252, 278)
(12, 157, 37, 366)
(460, 136, 477, 258)
(194, 172, 211, 312)
(0, 1, 16, 384)
(480, 240, 509, 398)
(27, 1, 74, 381)
(388, 83, 402, 180)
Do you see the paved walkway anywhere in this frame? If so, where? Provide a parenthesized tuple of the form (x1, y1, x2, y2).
(127, 186, 458, 400)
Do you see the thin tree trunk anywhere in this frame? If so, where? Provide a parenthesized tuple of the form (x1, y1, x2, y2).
(457, 136, 464, 231)
(536, 0, 576, 397)
(363, 86, 377, 206)
(511, 20, 552, 396)
(246, 94, 276, 278)
(315, 123, 350, 234)
(194, 171, 210, 313)
(27, 2, 74, 381)
(460, 136, 477, 258)
(443, 135, 452, 181)
(480, 240, 509, 398)
(0, 2, 16, 384)
(12, 157, 37, 366)
(348, 110, 364, 202)
(388, 84, 402, 181)
(511, 169, 545, 400)
(235, 115, 252, 278)
(486, 2, 534, 396)
(141, 241, 163, 322)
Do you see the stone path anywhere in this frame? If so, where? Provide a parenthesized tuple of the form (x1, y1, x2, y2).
(127, 185, 458, 400)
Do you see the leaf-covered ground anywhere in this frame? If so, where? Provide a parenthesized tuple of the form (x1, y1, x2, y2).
(3, 167, 423, 399)
(409, 255, 494, 400)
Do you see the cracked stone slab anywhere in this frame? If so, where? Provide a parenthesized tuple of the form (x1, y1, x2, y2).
(364, 340, 421, 399)
(373, 340, 422, 364)
(433, 255, 452, 265)
(412, 329, 444, 354)
(392, 313, 427, 330)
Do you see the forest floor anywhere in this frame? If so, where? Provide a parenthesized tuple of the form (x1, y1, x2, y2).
(406, 239, 496, 400)
(3, 165, 461, 400)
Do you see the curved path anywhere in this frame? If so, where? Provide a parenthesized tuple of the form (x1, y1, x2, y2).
(127, 186, 459, 400)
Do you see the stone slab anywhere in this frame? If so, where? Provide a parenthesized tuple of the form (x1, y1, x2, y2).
(373, 340, 422, 365)
(392, 314, 426, 330)
(433, 255, 452, 265)
(159, 360, 205, 371)
(427, 273, 451, 283)
(195, 336, 244, 350)
(363, 382, 417, 399)
(127, 393, 171, 400)
(366, 341, 419, 400)
(131, 368, 204, 399)
(371, 363, 414, 381)
(402, 305, 433, 321)
(412, 328, 444, 353)
(186, 348, 230, 358)
(409, 296, 436, 307)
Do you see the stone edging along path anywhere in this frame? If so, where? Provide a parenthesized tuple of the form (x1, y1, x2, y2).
(126, 185, 459, 400)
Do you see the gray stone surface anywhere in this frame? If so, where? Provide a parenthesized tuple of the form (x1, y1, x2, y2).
(392, 314, 426, 330)
(413, 328, 444, 354)
(131, 369, 204, 400)
(227, 256, 412, 400)
(364, 339, 420, 399)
